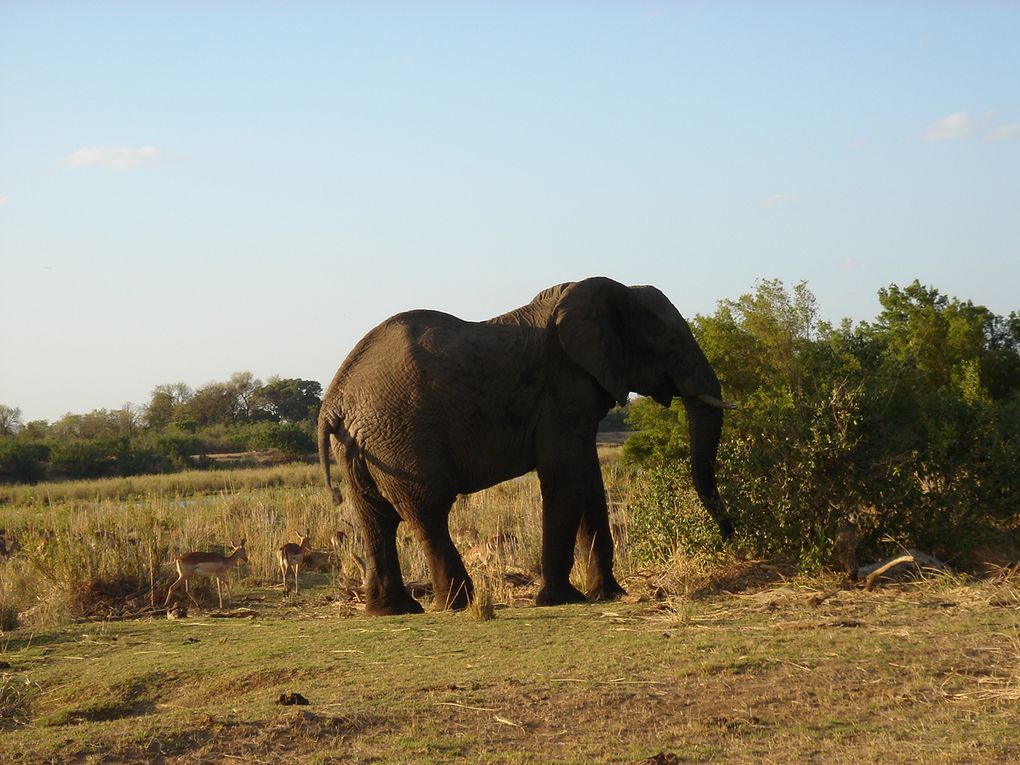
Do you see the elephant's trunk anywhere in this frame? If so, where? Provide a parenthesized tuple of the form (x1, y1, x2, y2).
(682, 396, 733, 540)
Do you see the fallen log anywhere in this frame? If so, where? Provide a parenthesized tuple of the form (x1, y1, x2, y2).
(857, 549, 949, 591)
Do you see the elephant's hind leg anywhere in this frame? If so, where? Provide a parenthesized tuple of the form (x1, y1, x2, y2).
(350, 492, 424, 616)
(410, 507, 474, 611)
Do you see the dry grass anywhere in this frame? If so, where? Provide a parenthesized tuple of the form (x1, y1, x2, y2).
(0, 461, 322, 506)
(467, 587, 497, 621)
(0, 461, 629, 629)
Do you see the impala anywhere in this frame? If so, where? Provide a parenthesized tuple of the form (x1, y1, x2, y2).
(329, 529, 347, 553)
(330, 528, 366, 581)
(0, 529, 18, 560)
(279, 531, 312, 595)
(164, 539, 248, 609)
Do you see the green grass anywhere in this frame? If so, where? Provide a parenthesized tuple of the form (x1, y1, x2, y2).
(2, 580, 1019, 763)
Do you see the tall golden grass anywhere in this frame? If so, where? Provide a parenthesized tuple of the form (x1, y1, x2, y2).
(0, 450, 636, 629)
(0, 462, 322, 506)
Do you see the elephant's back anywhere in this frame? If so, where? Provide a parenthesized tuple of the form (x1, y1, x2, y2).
(326, 308, 547, 491)
(337, 310, 472, 384)
(329, 309, 479, 444)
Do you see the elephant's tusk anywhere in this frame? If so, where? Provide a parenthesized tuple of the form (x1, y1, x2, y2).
(696, 393, 737, 410)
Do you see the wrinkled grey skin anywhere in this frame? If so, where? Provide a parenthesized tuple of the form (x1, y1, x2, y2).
(318, 277, 731, 615)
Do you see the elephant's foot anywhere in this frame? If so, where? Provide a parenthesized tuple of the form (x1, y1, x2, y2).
(365, 591, 425, 616)
(535, 582, 587, 607)
(432, 578, 474, 611)
(586, 578, 627, 602)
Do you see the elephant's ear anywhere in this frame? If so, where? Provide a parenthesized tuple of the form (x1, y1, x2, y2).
(553, 277, 630, 406)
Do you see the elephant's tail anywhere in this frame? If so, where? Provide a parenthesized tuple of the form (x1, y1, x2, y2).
(318, 407, 344, 506)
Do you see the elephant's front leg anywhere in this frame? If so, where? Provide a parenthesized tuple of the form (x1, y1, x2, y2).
(577, 467, 626, 601)
(534, 449, 593, 606)
(411, 510, 474, 611)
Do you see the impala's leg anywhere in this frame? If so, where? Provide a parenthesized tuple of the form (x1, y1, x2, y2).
(295, 563, 300, 595)
(215, 577, 223, 609)
(184, 578, 200, 607)
(164, 574, 183, 606)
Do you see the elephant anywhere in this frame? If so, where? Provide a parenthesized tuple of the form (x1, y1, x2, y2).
(317, 276, 733, 616)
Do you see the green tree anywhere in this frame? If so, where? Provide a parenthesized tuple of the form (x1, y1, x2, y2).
(0, 404, 22, 435)
(20, 420, 50, 439)
(49, 407, 138, 440)
(253, 377, 322, 424)
(982, 311, 1020, 400)
(144, 382, 192, 429)
(227, 371, 262, 423)
(186, 382, 236, 426)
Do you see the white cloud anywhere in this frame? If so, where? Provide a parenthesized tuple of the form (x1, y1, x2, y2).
(758, 193, 804, 209)
(922, 112, 976, 141)
(66, 145, 161, 168)
(848, 138, 868, 150)
(0, 196, 8, 205)
(983, 124, 1020, 142)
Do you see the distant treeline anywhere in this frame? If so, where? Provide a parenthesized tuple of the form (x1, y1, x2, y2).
(624, 279, 1020, 567)
(0, 374, 323, 481)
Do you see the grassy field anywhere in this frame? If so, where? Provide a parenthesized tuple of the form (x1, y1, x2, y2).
(2, 458, 1020, 763)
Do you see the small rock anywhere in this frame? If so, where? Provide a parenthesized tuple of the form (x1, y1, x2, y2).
(639, 753, 684, 765)
(277, 692, 310, 706)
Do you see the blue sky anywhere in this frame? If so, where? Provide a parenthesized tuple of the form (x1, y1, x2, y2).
(2, 2, 1018, 423)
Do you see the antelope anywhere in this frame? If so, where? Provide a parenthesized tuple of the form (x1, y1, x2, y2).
(164, 539, 248, 609)
(330, 528, 366, 582)
(464, 531, 518, 569)
(0, 529, 18, 560)
(329, 529, 347, 554)
(279, 530, 312, 595)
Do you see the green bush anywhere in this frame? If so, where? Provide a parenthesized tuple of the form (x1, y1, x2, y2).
(152, 432, 203, 469)
(626, 279, 1020, 571)
(48, 440, 111, 479)
(0, 439, 48, 483)
(627, 462, 724, 564)
(241, 422, 314, 457)
(715, 382, 866, 569)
